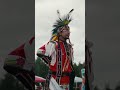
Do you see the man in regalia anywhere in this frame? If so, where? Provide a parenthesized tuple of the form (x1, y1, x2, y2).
(37, 9, 75, 90)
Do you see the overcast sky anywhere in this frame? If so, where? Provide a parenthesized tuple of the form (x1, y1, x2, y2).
(0, 0, 119, 89)
(35, 0, 85, 64)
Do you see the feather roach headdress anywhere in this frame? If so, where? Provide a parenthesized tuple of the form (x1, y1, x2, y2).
(51, 9, 74, 41)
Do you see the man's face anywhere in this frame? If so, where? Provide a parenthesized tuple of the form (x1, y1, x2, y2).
(60, 26, 70, 39)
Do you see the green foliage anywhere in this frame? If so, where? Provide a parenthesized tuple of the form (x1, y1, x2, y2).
(35, 57, 84, 78)
(35, 57, 49, 78)
(73, 62, 84, 77)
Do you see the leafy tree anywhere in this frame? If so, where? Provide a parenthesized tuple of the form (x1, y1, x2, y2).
(35, 57, 84, 79)
(73, 62, 84, 77)
(35, 57, 49, 78)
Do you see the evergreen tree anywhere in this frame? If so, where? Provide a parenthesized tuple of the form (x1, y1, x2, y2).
(35, 57, 49, 78)
(73, 62, 84, 77)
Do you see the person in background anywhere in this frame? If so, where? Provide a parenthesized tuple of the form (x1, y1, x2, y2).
(85, 39, 94, 90)
(81, 68, 85, 90)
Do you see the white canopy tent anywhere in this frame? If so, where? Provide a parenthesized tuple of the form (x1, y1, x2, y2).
(74, 76, 82, 83)
(35, 76, 82, 90)
(74, 76, 82, 90)
(49, 77, 82, 90)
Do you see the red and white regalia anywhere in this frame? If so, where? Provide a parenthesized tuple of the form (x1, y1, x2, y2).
(37, 9, 75, 89)
(37, 40, 74, 85)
